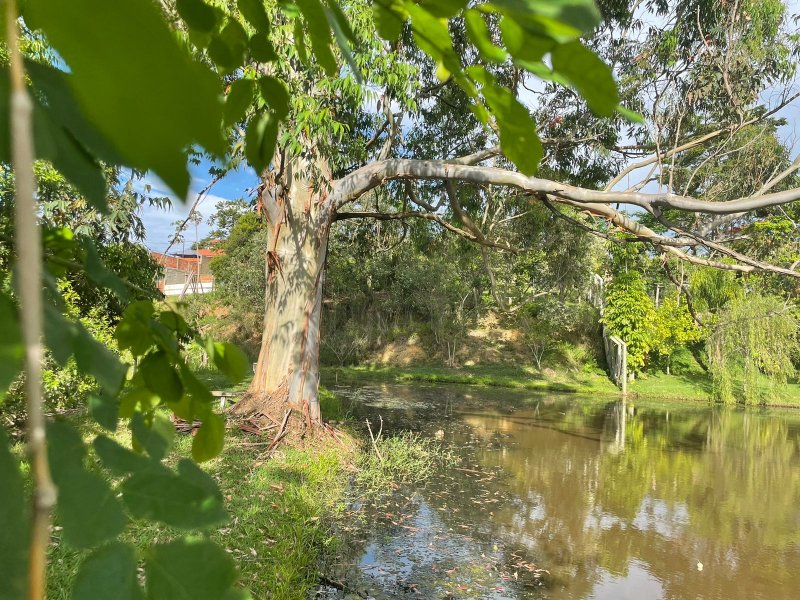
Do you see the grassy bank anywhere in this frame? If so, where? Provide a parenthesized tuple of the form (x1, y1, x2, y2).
(322, 364, 619, 395)
(44, 387, 357, 600)
(323, 363, 800, 407)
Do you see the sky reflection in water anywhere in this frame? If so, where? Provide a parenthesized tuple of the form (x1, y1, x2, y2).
(322, 384, 800, 600)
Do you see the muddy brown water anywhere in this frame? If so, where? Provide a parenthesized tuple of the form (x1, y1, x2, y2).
(318, 383, 800, 600)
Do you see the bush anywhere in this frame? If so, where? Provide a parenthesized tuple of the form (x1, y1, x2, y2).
(2, 284, 118, 423)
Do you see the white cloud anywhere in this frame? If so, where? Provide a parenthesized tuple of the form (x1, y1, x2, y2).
(131, 163, 259, 252)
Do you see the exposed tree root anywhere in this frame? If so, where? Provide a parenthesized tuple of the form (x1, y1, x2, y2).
(229, 383, 328, 448)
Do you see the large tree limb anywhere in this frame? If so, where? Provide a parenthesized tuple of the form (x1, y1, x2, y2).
(332, 158, 800, 278)
(333, 158, 800, 215)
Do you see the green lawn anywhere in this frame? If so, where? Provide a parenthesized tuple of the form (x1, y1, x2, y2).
(322, 363, 619, 395)
(323, 363, 800, 407)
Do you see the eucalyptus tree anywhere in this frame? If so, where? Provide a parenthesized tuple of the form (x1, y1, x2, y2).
(191, 0, 800, 424)
(2, 0, 800, 596)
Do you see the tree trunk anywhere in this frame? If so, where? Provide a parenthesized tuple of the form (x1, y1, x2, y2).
(234, 156, 333, 426)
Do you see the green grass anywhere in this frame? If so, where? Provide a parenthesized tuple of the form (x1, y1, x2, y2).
(323, 362, 800, 407)
(356, 430, 456, 496)
(45, 388, 357, 600)
(322, 363, 618, 395)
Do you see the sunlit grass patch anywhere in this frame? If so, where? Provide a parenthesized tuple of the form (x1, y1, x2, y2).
(356, 430, 457, 497)
(42, 385, 356, 600)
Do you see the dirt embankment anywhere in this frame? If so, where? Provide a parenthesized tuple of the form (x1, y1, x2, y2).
(369, 313, 528, 367)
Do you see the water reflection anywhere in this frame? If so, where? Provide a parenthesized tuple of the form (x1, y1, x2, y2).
(326, 384, 800, 599)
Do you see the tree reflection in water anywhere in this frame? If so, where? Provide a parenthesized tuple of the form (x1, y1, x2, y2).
(330, 384, 800, 599)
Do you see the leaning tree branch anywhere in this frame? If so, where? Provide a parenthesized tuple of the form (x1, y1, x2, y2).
(332, 158, 800, 277)
(444, 180, 487, 243)
(699, 153, 800, 236)
(539, 196, 627, 245)
(160, 173, 223, 258)
(662, 259, 705, 327)
(335, 158, 800, 215)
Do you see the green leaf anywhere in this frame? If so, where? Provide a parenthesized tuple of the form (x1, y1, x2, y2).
(180, 365, 215, 405)
(192, 413, 225, 462)
(131, 413, 175, 462)
(209, 18, 250, 72)
(420, 0, 466, 18)
(237, 0, 270, 30)
(73, 543, 143, 600)
(551, 40, 619, 117)
(0, 292, 23, 397)
(324, 0, 356, 43)
(116, 301, 156, 357)
(74, 324, 126, 395)
(88, 391, 119, 431)
(373, 0, 406, 41)
(489, 0, 601, 39)
(406, 5, 451, 62)
(146, 539, 237, 600)
(48, 421, 127, 549)
(323, 1, 361, 81)
(25, 61, 125, 165)
(27, 0, 225, 197)
(296, 0, 338, 75)
(47, 420, 86, 472)
(207, 341, 249, 383)
(293, 18, 310, 64)
(477, 77, 542, 175)
(43, 300, 78, 367)
(617, 104, 645, 124)
(245, 112, 279, 173)
(94, 435, 151, 476)
(32, 101, 108, 212)
(177, 0, 219, 33)
(500, 16, 554, 64)
(58, 470, 128, 548)
(83, 239, 129, 302)
(119, 386, 160, 419)
(249, 34, 279, 62)
(224, 79, 255, 125)
(140, 351, 183, 403)
(122, 459, 227, 529)
(158, 310, 190, 336)
(258, 75, 291, 119)
(465, 9, 507, 63)
(0, 426, 28, 600)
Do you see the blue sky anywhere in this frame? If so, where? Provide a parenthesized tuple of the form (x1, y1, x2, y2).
(137, 159, 258, 252)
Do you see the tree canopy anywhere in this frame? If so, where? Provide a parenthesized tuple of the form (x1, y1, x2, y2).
(3, 0, 800, 598)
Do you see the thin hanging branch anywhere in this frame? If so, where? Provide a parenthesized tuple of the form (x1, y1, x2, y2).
(6, 1, 57, 598)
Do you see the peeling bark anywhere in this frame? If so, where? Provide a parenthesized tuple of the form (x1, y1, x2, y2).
(234, 156, 333, 426)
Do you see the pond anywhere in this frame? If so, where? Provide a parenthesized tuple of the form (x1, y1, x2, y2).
(319, 383, 800, 600)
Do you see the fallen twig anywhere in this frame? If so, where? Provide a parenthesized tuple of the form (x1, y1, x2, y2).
(267, 409, 292, 453)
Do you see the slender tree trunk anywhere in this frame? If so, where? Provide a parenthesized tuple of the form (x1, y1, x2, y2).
(234, 156, 333, 426)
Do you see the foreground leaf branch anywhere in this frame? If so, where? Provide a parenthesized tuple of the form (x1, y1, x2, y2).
(5, 1, 56, 598)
